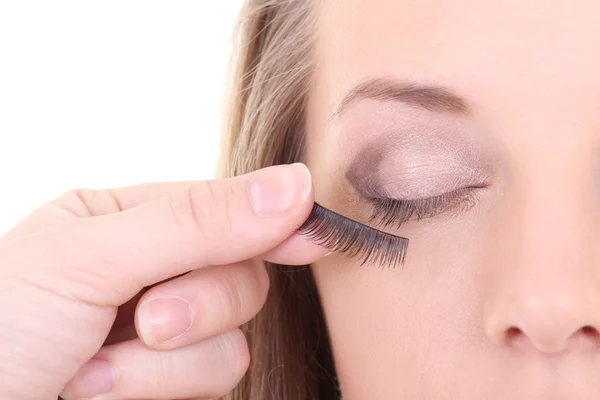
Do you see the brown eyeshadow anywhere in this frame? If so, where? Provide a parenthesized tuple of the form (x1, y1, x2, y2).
(339, 103, 493, 200)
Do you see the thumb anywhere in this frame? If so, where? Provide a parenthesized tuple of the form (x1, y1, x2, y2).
(16, 163, 313, 306)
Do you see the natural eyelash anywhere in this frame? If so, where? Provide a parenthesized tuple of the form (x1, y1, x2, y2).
(297, 202, 409, 268)
(369, 188, 479, 230)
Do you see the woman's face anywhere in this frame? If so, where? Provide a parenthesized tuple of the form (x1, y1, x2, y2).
(306, 0, 600, 398)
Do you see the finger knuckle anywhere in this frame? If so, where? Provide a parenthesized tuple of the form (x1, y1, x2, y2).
(53, 189, 92, 217)
(214, 329, 250, 384)
(221, 184, 235, 238)
(200, 330, 249, 399)
(166, 183, 209, 238)
(212, 273, 247, 329)
(187, 181, 213, 232)
(199, 179, 236, 240)
(210, 265, 269, 332)
(53, 188, 123, 217)
(191, 179, 237, 241)
(251, 260, 270, 301)
(168, 181, 235, 242)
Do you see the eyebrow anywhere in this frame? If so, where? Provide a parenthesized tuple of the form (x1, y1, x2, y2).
(330, 77, 470, 122)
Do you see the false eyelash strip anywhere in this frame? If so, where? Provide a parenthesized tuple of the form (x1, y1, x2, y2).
(297, 202, 410, 267)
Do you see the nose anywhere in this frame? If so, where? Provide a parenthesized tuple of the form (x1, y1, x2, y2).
(484, 284, 600, 353)
(482, 186, 600, 354)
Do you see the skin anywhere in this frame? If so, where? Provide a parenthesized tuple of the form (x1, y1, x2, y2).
(6, 1, 600, 398)
(0, 164, 327, 400)
(307, 0, 600, 398)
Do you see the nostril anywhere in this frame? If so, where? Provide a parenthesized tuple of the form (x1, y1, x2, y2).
(581, 325, 599, 337)
(502, 325, 600, 351)
(505, 326, 522, 342)
(573, 326, 600, 349)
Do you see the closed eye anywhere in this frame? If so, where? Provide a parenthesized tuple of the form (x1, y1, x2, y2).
(367, 185, 486, 230)
(296, 187, 485, 268)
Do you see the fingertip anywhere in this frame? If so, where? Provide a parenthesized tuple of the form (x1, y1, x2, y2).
(293, 162, 313, 201)
(289, 163, 315, 224)
(247, 163, 314, 218)
(60, 358, 114, 400)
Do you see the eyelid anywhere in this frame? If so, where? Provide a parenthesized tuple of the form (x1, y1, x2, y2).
(368, 186, 483, 229)
(347, 160, 492, 201)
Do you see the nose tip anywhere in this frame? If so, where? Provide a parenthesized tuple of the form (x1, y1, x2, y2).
(485, 294, 600, 353)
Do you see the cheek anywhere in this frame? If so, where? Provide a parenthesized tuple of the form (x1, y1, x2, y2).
(310, 237, 486, 398)
(305, 82, 500, 397)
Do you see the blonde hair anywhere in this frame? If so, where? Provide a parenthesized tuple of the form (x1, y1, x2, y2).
(218, 1, 339, 398)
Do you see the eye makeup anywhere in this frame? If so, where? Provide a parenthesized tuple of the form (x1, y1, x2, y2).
(341, 107, 491, 230)
(298, 126, 489, 268)
(367, 188, 480, 230)
(346, 142, 490, 201)
(296, 188, 479, 268)
(297, 202, 409, 268)
(302, 97, 493, 268)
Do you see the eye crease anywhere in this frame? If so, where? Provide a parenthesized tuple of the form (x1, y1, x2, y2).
(342, 124, 491, 232)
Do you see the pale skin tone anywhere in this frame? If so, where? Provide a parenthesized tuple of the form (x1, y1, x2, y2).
(6, 1, 600, 399)
(0, 163, 327, 399)
(307, 0, 600, 398)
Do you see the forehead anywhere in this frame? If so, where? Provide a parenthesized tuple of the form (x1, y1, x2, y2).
(312, 0, 600, 113)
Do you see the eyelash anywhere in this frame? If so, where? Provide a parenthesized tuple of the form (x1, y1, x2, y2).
(297, 190, 478, 268)
(369, 187, 478, 230)
(298, 202, 409, 268)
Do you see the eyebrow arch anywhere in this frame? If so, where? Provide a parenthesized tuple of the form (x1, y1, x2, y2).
(330, 77, 470, 122)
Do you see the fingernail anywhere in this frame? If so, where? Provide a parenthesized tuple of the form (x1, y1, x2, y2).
(249, 163, 312, 216)
(61, 359, 113, 399)
(138, 296, 194, 344)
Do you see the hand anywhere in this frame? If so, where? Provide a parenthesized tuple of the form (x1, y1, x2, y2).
(0, 163, 326, 400)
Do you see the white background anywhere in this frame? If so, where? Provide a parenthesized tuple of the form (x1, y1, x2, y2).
(0, 1, 243, 234)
